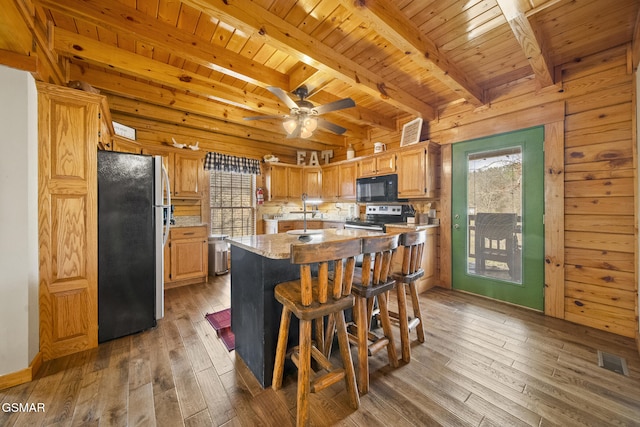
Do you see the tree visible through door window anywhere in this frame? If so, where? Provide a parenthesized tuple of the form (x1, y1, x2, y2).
(210, 171, 255, 237)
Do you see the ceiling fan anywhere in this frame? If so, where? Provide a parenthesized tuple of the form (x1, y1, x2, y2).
(244, 86, 355, 139)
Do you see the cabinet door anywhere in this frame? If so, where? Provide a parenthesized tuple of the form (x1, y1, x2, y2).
(288, 167, 303, 199)
(112, 137, 141, 154)
(303, 167, 322, 198)
(376, 152, 396, 174)
(278, 221, 296, 232)
(170, 237, 208, 281)
(321, 164, 340, 199)
(268, 164, 289, 200)
(397, 146, 427, 197)
(339, 162, 358, 199)
(358, 157, 377, 177)
(37, 82, 100, 360)
(174, 153, 204, 198)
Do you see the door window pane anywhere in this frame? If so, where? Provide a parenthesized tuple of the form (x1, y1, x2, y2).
(467, 147, 522, 283)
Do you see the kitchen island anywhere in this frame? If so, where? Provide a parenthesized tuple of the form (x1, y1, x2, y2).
(227, 228, 381, 387)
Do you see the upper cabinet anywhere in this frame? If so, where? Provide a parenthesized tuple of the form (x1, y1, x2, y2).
(320, 160, 357, 201)
(266, 163, 304, 200)
(358, 152, 396, 177)
(396, 142, 439, 199)
(174, 152, 206, 199)
(303, 167, 322, 199)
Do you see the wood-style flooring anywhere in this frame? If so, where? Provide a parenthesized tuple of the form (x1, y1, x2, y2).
(2, 275, 640, 426)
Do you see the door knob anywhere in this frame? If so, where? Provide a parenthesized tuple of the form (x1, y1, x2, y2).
(454, 224, 460, 229)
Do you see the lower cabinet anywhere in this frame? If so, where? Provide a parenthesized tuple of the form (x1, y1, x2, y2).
(166, 226, 208, 287)
(275, 220, 345, 233)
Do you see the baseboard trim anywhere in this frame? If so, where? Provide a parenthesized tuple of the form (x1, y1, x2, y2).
(0, 351, 42, 391)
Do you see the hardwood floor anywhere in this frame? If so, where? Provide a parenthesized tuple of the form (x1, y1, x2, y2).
(2, 275, 639, 426)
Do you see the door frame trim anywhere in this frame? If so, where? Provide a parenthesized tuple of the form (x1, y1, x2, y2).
(438, 100, 565, 318)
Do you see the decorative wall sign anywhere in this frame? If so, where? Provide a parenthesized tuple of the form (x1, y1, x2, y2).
(296, 150, 334, 166)
(401, 118, 423, 146)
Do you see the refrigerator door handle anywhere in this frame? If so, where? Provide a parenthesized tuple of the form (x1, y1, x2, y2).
(162, 163, 171, 247)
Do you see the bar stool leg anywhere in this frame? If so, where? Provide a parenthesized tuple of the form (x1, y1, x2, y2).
(396, 283, 411, 363)
(335, 310, 360, 410)
(297, 318, 312, 427)
(377, 291, 398, 368)
(409, 282, 425, 343)
(272, 307, 291, 391)
(355, 295, 369, 394)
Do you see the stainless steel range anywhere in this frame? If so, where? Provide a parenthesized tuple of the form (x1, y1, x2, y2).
(344, 204, 413, 232)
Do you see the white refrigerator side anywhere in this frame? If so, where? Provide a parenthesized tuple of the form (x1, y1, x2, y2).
(154, 156, 171, 320)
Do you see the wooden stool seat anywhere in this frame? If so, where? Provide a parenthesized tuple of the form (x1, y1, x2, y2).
(390, 230, 427, 363)
(275, 279, 355, 320)
(272, 237, 362, 427)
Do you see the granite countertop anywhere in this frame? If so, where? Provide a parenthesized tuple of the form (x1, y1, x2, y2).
(384, 222, 440, 230)
(228, 228, 382, 259)
(264, 217, 346, 222)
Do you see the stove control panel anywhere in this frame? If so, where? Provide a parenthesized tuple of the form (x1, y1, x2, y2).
(366, 205, 403, 216)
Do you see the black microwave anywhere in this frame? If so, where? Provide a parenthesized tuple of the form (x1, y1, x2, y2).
(356, 174, 398, 203)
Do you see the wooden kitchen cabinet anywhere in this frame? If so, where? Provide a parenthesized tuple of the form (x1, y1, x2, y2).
(358, 152, 396, 177)
(174, 152, 205, 199)
(166, 226, 208, 287)
(321, 161, 357, 200)
(396, 142, 439, 198)
(37, 82, 101, 360)
(338, 161, 358, 199)
(112, 135, 142, 154)
(266, 163, 303, 200)
(303, 167, 322, 198)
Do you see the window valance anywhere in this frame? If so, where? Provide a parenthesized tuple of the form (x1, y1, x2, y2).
(204, 152, 261, 175)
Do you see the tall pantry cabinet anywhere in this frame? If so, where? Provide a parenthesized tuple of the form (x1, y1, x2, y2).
(37, 82, 101, 360)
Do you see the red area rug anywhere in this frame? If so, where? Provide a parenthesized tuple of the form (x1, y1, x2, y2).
(205, 308, 235, 351)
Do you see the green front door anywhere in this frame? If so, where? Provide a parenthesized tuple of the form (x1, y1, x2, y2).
(452, 127, 544, 310)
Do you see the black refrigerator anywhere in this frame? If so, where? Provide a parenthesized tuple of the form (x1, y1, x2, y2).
(97, 150, 170, 343)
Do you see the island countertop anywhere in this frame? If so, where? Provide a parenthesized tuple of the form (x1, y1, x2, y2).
(227, 228, 383, 259)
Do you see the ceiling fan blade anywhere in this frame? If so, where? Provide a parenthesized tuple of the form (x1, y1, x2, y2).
(243, 114, 285, 121)
(312, 98, 355, 115)
(318, 119, 347, 135)
(266, 86, 299, 110)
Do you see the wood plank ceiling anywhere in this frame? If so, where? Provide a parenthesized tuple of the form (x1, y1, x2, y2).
(28, 0, 640, 152)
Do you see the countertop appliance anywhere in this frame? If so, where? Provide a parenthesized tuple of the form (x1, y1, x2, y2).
(344, 204, 414, 232)
(97, 151, 171, 343)
(356, 174, 398, 203)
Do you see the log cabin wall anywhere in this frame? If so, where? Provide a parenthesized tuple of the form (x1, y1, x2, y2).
(372, 44, 637, 339)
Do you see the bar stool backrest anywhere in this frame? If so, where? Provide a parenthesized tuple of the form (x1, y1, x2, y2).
(399, 230, 427, 276)
(290, 238, 363, 306)
(360, 234, 399, 287)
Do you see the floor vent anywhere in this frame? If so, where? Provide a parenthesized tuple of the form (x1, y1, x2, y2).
(597, 350, 629, 376)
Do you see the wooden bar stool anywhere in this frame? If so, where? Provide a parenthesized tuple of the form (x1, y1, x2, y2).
(272, 238, 362, 427)
(349, 233, 400, 395)
(391, 230, 427, 363)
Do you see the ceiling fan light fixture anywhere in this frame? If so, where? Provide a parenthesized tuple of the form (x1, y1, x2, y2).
(283, 118, 297, 135)
(303, 116, 317, 132)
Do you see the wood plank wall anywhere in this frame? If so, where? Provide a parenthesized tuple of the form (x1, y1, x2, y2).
(375, 45, 637, 338)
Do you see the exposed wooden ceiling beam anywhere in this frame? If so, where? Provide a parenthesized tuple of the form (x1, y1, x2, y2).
(181, 0, 436, 120)
(54, 27, 290, 114)
(68, 65, 351, 146)
(339, 0, 484, 106)
(35, 0, 289, 89)
(496, 0, 555, 88)
(108, 95, 334, 151)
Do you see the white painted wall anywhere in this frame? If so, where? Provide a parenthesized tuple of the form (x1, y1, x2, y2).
(0, 65, 39, 376)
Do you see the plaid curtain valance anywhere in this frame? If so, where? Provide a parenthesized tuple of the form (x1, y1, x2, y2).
(204, 152, 261, 175)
